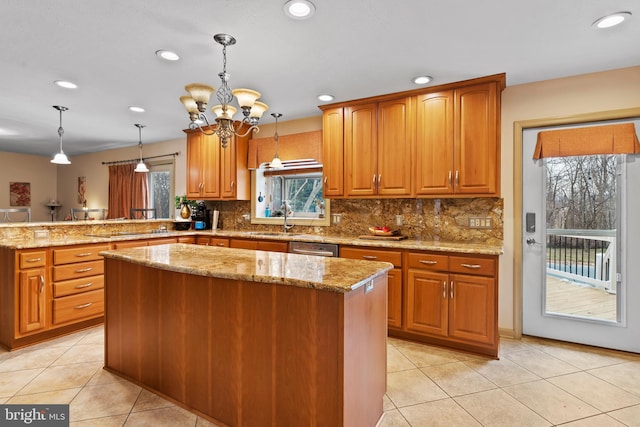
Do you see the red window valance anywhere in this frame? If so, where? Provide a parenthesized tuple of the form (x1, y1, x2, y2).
(533, 123, 640, 159)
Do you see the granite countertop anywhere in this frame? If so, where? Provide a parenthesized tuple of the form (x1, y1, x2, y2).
(100, 243, 393, 293)
(0, 223, 503, 255)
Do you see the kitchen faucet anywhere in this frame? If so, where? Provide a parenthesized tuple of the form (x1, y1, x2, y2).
(281, 200, 294, 232)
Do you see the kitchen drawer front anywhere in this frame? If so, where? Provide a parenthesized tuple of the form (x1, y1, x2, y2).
(53, 245, 109, 265)
(53, 275, 104, 297)
(148, 237, 178, 246)
(53, 289, 104, 325)
(407, 252, 449, 271)
(449, 255, 496, 277)
(209, 238, 229, 247)
(53, 260, 104, 282)
(19, 251, 47, 269)
(340, 246, 402, 267)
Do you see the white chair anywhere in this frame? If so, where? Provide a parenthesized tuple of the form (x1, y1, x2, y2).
(0, 208, 31, 222)
(130, 208, 156, 219)
(70, 208, 106, 220)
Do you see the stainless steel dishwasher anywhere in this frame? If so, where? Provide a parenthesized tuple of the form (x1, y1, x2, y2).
(288, 241, 339, 257)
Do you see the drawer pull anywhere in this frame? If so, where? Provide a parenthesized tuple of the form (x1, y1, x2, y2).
(75, 252, 93, 257)
(74, 302, 93, 309)
(27, 257, 42, 262)
(39, 275, 45, 293)
(75, 267, 94, 273)
(74, 282, 94, 289)
(216, 243, 226, 247)
(362, 255, 377, 260)
(450, 281, 454, 299)
(442, 281, 446, 299)
(460, 263, 482, 269)
(419, 260, 437, 265)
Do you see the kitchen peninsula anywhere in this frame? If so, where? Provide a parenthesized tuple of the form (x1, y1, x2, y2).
(101, 243, 392, 427)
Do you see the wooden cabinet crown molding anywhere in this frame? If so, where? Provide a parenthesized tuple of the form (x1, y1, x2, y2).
(318, 73, 505, 112)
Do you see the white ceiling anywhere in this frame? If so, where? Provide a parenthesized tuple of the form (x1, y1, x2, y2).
(0, 0, 638, 158)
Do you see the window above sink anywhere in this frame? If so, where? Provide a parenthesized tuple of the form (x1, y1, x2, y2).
(250, 160, 330, 227)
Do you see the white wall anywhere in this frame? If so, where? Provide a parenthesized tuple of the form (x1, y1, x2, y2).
(0, 151, 58, 221)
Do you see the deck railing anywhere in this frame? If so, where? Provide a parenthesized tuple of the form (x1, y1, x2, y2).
(546, 229, 617, 294)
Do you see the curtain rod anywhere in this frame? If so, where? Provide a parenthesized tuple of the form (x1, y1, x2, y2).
(101, 152, 180, 166)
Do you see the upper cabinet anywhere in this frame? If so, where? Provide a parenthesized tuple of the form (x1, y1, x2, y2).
(185, 125, 250, 200)
(320, 73, 504, 199)
(344, 98, 414, 197)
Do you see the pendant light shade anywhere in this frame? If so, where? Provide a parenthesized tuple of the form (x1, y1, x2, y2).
(270, 113, 283, 168)
(134, 124, 149, 173)
(51, 105, 71, 164)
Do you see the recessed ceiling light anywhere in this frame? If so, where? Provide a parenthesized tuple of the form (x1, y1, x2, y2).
(129, 106, 145, 113)
(318, 94, 334, 102)
(412, 76, 433, 85)
(592, 11, 631, 29)
(283, 0, 316, 20)
(156, 50, 180, 61)
(54, 80, 78, 89)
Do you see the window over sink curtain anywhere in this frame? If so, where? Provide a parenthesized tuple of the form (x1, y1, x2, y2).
(107, 164, 148, 219)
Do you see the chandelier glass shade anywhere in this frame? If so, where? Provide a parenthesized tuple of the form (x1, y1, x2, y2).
(134, 124, 149, 173)
(51, 105, 71, 164)
(180, 34, 268, 148)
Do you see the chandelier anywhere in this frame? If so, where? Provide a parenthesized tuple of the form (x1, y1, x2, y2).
(180, 34, 268, 148)
(51, 105, 71, 164)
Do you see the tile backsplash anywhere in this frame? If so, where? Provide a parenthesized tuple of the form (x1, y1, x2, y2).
(207, 197, 503, 245)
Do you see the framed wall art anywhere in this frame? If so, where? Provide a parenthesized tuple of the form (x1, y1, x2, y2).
(9, 182, 31, 206)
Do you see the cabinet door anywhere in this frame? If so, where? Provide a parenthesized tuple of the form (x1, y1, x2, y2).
(19, 268, 46, 334)
(345, 103, 377, 197)
(406, 269, 448, 336)
(415, 91, 454, 195)
(201, 133, 221, 198)
(322, 107, 344, 197)
(256, 241, 288, 253)
(220, 136, 237, 199)
(387, 267, 403, 329)
(229, 239, 258, 250)
(454, 82, 498, 195)
(448, 273, 496, 345)
(186, 132, 205, 198)
(377, 98, 414, 196)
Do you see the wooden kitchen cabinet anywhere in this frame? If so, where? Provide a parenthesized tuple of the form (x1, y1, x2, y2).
(19, 267, 47, 334)
(404, 251, 498, 357)
(344, 98, 413, 197)
(322, 107, 344, 197)
(415, 81, 500, 196)
(185, 125, 250, 200)
(340, 246, 403, 329)
(230, 239, 288, 253)
(52, 244, 108, 326)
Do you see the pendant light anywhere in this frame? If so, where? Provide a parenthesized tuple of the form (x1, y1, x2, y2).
(134, 124, 149, 173)
(270, 113, 283, 168)
(51, 105, 71, 164)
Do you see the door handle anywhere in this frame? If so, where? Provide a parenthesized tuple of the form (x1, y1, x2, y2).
(526, 238, 541, 246)
(442, 281, 447, 299)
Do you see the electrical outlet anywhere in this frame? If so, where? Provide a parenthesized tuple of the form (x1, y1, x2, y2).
(468, 217, 493, 229)
(331, 213, 342, 225)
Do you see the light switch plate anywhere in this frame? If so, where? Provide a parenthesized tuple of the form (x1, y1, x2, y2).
(468, 217, 493, 229)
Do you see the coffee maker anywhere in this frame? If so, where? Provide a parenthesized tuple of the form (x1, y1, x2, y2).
(192, 201, 212, 229)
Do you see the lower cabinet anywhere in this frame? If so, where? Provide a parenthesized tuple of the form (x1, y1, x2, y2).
(405, 251, 498, 357)
(18, 267, 47, 334)
(340, 246, 403, 330)
(230, 239, 288, 253)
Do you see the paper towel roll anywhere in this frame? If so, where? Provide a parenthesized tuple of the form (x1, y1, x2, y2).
(212, 210, 219, 230)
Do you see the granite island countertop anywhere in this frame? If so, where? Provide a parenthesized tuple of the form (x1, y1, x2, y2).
(100, 243, 393, 293)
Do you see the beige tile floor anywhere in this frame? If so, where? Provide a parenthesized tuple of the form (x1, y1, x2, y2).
(1, 327, 639, 426)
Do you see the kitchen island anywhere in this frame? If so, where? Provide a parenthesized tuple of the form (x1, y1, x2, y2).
(101, 243, 392, 427)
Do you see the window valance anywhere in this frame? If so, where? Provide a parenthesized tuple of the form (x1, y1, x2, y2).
(533, 123, 640, 159)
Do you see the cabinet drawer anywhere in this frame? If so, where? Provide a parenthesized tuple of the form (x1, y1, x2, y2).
(210, 238, 230, 247)
(53, 260, 104, 282)
(19, 251, 47, 269)
(53, 245, 109, 265)
(148, 237, 177, 246)
(407, 252, 449, 271)
(53, 275, 104, 297)
(340, 247, 402, 267)
(449, 255, 496, 277)
(53, 289, 104, 325)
